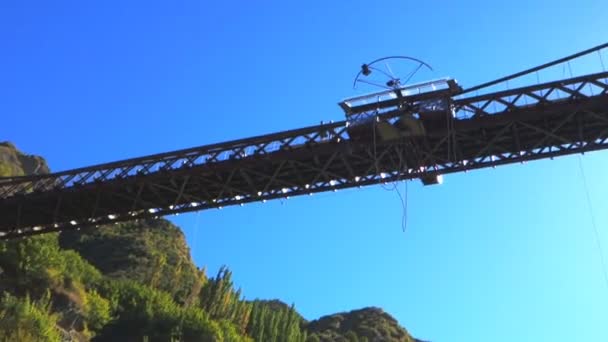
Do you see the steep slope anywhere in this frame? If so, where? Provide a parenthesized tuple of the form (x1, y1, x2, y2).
(0, 141, 49, 177)
(59, 218, 200, 304)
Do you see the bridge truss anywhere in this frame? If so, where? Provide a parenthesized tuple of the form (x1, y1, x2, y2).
(1, 52, 608, 239)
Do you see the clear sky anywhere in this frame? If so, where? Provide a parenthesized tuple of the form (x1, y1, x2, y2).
(2, 1, 608, 341)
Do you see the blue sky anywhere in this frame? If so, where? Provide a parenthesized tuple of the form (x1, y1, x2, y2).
(2, 1, 608, 340)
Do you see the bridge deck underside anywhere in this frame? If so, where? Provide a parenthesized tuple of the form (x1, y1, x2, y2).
(1, 72, 608, 238)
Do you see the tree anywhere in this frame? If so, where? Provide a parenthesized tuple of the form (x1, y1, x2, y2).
(0, 234, 65, 291)
(306, 334, 321, 342)
(84, 290, 112, 332)
(0, 292, 61, 342)
(345, 331, 359, 342)
(181, 307, 223, 342)
(95, 280, 182, 340)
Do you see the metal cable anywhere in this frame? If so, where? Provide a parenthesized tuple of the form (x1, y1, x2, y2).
(599, 50, 608, 88)
(461, 42, 608, 95)
(535, 71, 541, 102)
(577, 155, 608, 292)
(568, 61, 575, 93)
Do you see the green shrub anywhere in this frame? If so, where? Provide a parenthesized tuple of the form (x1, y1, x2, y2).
(0, 292, 61, 342)
(85, 290, 112, 332)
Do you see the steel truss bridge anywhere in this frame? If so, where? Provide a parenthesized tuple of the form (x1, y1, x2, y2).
(2, 45, 608, 239)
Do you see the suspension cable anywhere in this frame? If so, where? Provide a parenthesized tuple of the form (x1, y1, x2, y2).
(577, 155, 608, 292)
(461, 42, 608, 95)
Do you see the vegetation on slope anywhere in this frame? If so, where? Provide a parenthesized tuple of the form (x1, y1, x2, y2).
(59, 218, 199, 304)
(0, 141, 49, 177)
(306, 307, 419, 342)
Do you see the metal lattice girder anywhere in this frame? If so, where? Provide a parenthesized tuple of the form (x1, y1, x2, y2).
(1, 72, 608, 239)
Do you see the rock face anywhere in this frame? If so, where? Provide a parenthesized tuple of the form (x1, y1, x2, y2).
(306, 307, 419, 342)
(0, 141, 50, 177)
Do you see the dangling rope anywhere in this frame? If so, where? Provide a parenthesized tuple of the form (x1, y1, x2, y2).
(372, 97, 397, 191)
(193, 211, 201, 255)
(392, 144, 409, 232)
(448, 103, 457, 163)
(394, 179, 409, 232)
(369, 104, 410, 232)
(446, 104, 452, 163)
(372, 112, 379, 175)
(578, 156, 608, 291)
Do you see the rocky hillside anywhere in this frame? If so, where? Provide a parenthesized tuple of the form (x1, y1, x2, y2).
(306, 307, 422, 342)
(0, 142, 423, 342)
(59, 218, 200, 304)
(0, 141, 49, 177)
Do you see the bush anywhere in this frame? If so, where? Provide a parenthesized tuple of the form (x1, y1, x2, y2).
(181, 307, 223, 342)
(85, 290, 112, 332)
(0, 234, 65, 290)
(63, 250, 103, 287)
(0, 292, 61, 342)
